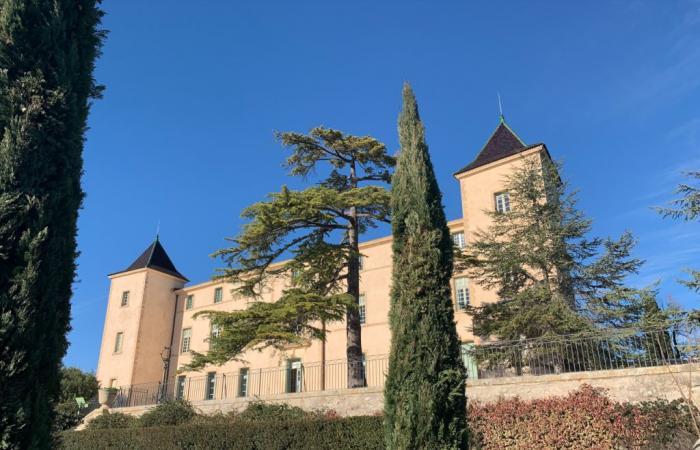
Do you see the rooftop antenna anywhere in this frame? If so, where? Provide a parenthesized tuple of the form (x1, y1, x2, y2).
(156, 220, 160, 241)
(497, 92, 505, 123)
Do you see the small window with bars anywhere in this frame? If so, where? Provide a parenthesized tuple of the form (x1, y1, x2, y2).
(495, 191, 511, 213)
(359, 294, 366, 325)
(185, 295, 194, 310)
(454, 277, 469, 311)
(181, 328, 192, 353)
(214, 287, 223, 303)
(120, 291, 130, 307)
(451, 231, 466, 249)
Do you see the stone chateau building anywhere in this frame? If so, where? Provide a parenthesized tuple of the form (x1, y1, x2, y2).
(96, 118, 554, 403)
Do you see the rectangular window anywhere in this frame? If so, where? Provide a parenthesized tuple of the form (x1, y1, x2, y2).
(286, 359, 302, 393)
(176, 376, 186, 400)
(113, 332, 124, 353)
(109, 378, 117, 388)
(358, 294, 366, 325)
(210, 323, 221, 349)
(181, 328, 192, 354)
(454, 277, 469, 311)
(461, 343, 479, 380)
(238, 368, 249, 397)
(451, 231, 466, 249)
(185, 295, 194, 310)
(358, 255, 365, 271)
(205, 372, 216, 400)
(495, 191, 511, 213)
(214, 287, 223, 303)
(120, 291, 130, 307)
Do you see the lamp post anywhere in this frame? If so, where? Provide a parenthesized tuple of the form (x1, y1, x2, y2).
(159, 346, 171, 402)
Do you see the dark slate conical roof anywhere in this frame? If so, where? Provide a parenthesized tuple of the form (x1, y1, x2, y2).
(114, 237, 188, 281)
(455, 118, 539, 175)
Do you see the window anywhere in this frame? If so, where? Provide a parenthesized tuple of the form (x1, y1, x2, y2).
(113, 332, 124, 353)
(181, 328, 192, 354)
(185, 295, 194, 310)
(451, 231, 466, 249)
(214, 287, 223, 303)
(238, 368, 249, 397)
(205, 372, 216, 400)
(495, 191, 511, 213)
(358, 294, 366, 325)
(210, 323, 221, 349)
(454, 277, 469, 311)
(109, 378, 117, 388)
(286, 359, 302, 393)
(358, 255, 365, 270)
(461, 343, 479, 380)
(120, 291, 130, 307)
(176, 376, 186, 400)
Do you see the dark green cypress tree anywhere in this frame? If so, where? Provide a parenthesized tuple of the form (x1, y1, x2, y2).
(384, 83, 467, 449)
(0, 1, 104, 447)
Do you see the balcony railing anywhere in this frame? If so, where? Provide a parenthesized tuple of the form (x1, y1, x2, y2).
(111, 321, 698, 408)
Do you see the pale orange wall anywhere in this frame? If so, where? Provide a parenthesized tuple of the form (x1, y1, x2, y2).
(96, 270, 148, 387)
(99, 147, 547, 387)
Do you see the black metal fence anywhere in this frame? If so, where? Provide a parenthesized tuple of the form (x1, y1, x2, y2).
(112, 355, 388, 408)
(112, 322, 699, 408)
(464, 323, 699, 379)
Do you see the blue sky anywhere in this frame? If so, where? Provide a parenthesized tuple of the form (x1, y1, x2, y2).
(65, 0, 700, 371)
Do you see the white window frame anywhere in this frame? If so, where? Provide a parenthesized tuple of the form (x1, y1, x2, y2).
(286, 359, 303, 393)
(451, 231, 466, 249)
(120, 291, 130, 307)
(214, 287, 223, 304)
(358, 294, 366, 325)
(185, 295, 194, 310)
(176, 375, 186, 400)
(358, 255, 365, 271)
(495, 191, 511, 213)
(238, 368, 249, 397)
(454, 277, 470, 311)
(113, 332, 124, 354)
(181, 328, 192, 354)
(205, 372, 216, 400)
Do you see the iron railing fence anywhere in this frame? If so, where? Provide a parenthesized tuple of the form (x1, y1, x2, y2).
(111, 322, 699, 408)
(112, 355, 388, 408)
(464, 323, 699, 380)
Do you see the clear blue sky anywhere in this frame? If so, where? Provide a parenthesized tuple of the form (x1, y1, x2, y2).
(65, 1, 700, 371)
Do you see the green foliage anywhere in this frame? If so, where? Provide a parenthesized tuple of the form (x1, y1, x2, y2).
(235, 401, 323, 421)
(86, 411, 138, 430)
(137, 400, 197, 427)
(384, 83, 467, 449)
(62, 416, 384, 450)
(0, 1, 104, 447)
(54, 401, 85, 432)
(59, 367, 99, 402)
(458, 156, 659, 340)
(189, 127, 393, 388)
(467, 385, 698, 450)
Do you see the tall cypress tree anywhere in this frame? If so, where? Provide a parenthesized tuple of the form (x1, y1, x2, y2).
(384, 83, 467, 449)
(0, 1, 104, 447)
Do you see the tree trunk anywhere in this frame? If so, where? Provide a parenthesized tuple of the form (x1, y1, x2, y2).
(346, 163, 364, 388)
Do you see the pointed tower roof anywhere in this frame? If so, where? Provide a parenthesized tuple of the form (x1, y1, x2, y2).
(455, 118, 539, 175)
(112, 238, 188, 281)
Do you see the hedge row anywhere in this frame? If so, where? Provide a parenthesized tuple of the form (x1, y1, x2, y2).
(60, 417, 383, 450)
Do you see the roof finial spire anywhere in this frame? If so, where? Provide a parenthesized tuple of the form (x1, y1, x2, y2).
(497, 92, 505, 123)
(155, 220, 160, 242)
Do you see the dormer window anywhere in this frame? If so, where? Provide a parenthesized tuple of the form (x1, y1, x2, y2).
(495, 191, 511, 213)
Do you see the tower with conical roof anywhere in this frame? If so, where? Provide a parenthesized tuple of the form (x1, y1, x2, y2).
(452, 116, 552, 337)
(96, 237, 188, 389)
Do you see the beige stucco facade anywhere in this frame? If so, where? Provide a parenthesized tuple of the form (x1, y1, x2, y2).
(95, 122, 549, 395)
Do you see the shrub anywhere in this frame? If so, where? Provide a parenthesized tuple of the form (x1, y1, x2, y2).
(60, 416, 383, 450)
(54, 401, 86, 432)
(86, 410, 138, 430)
(235, 401, 323, 421)
(467, 384, 697, 450)
(137, 400, 197, 427)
